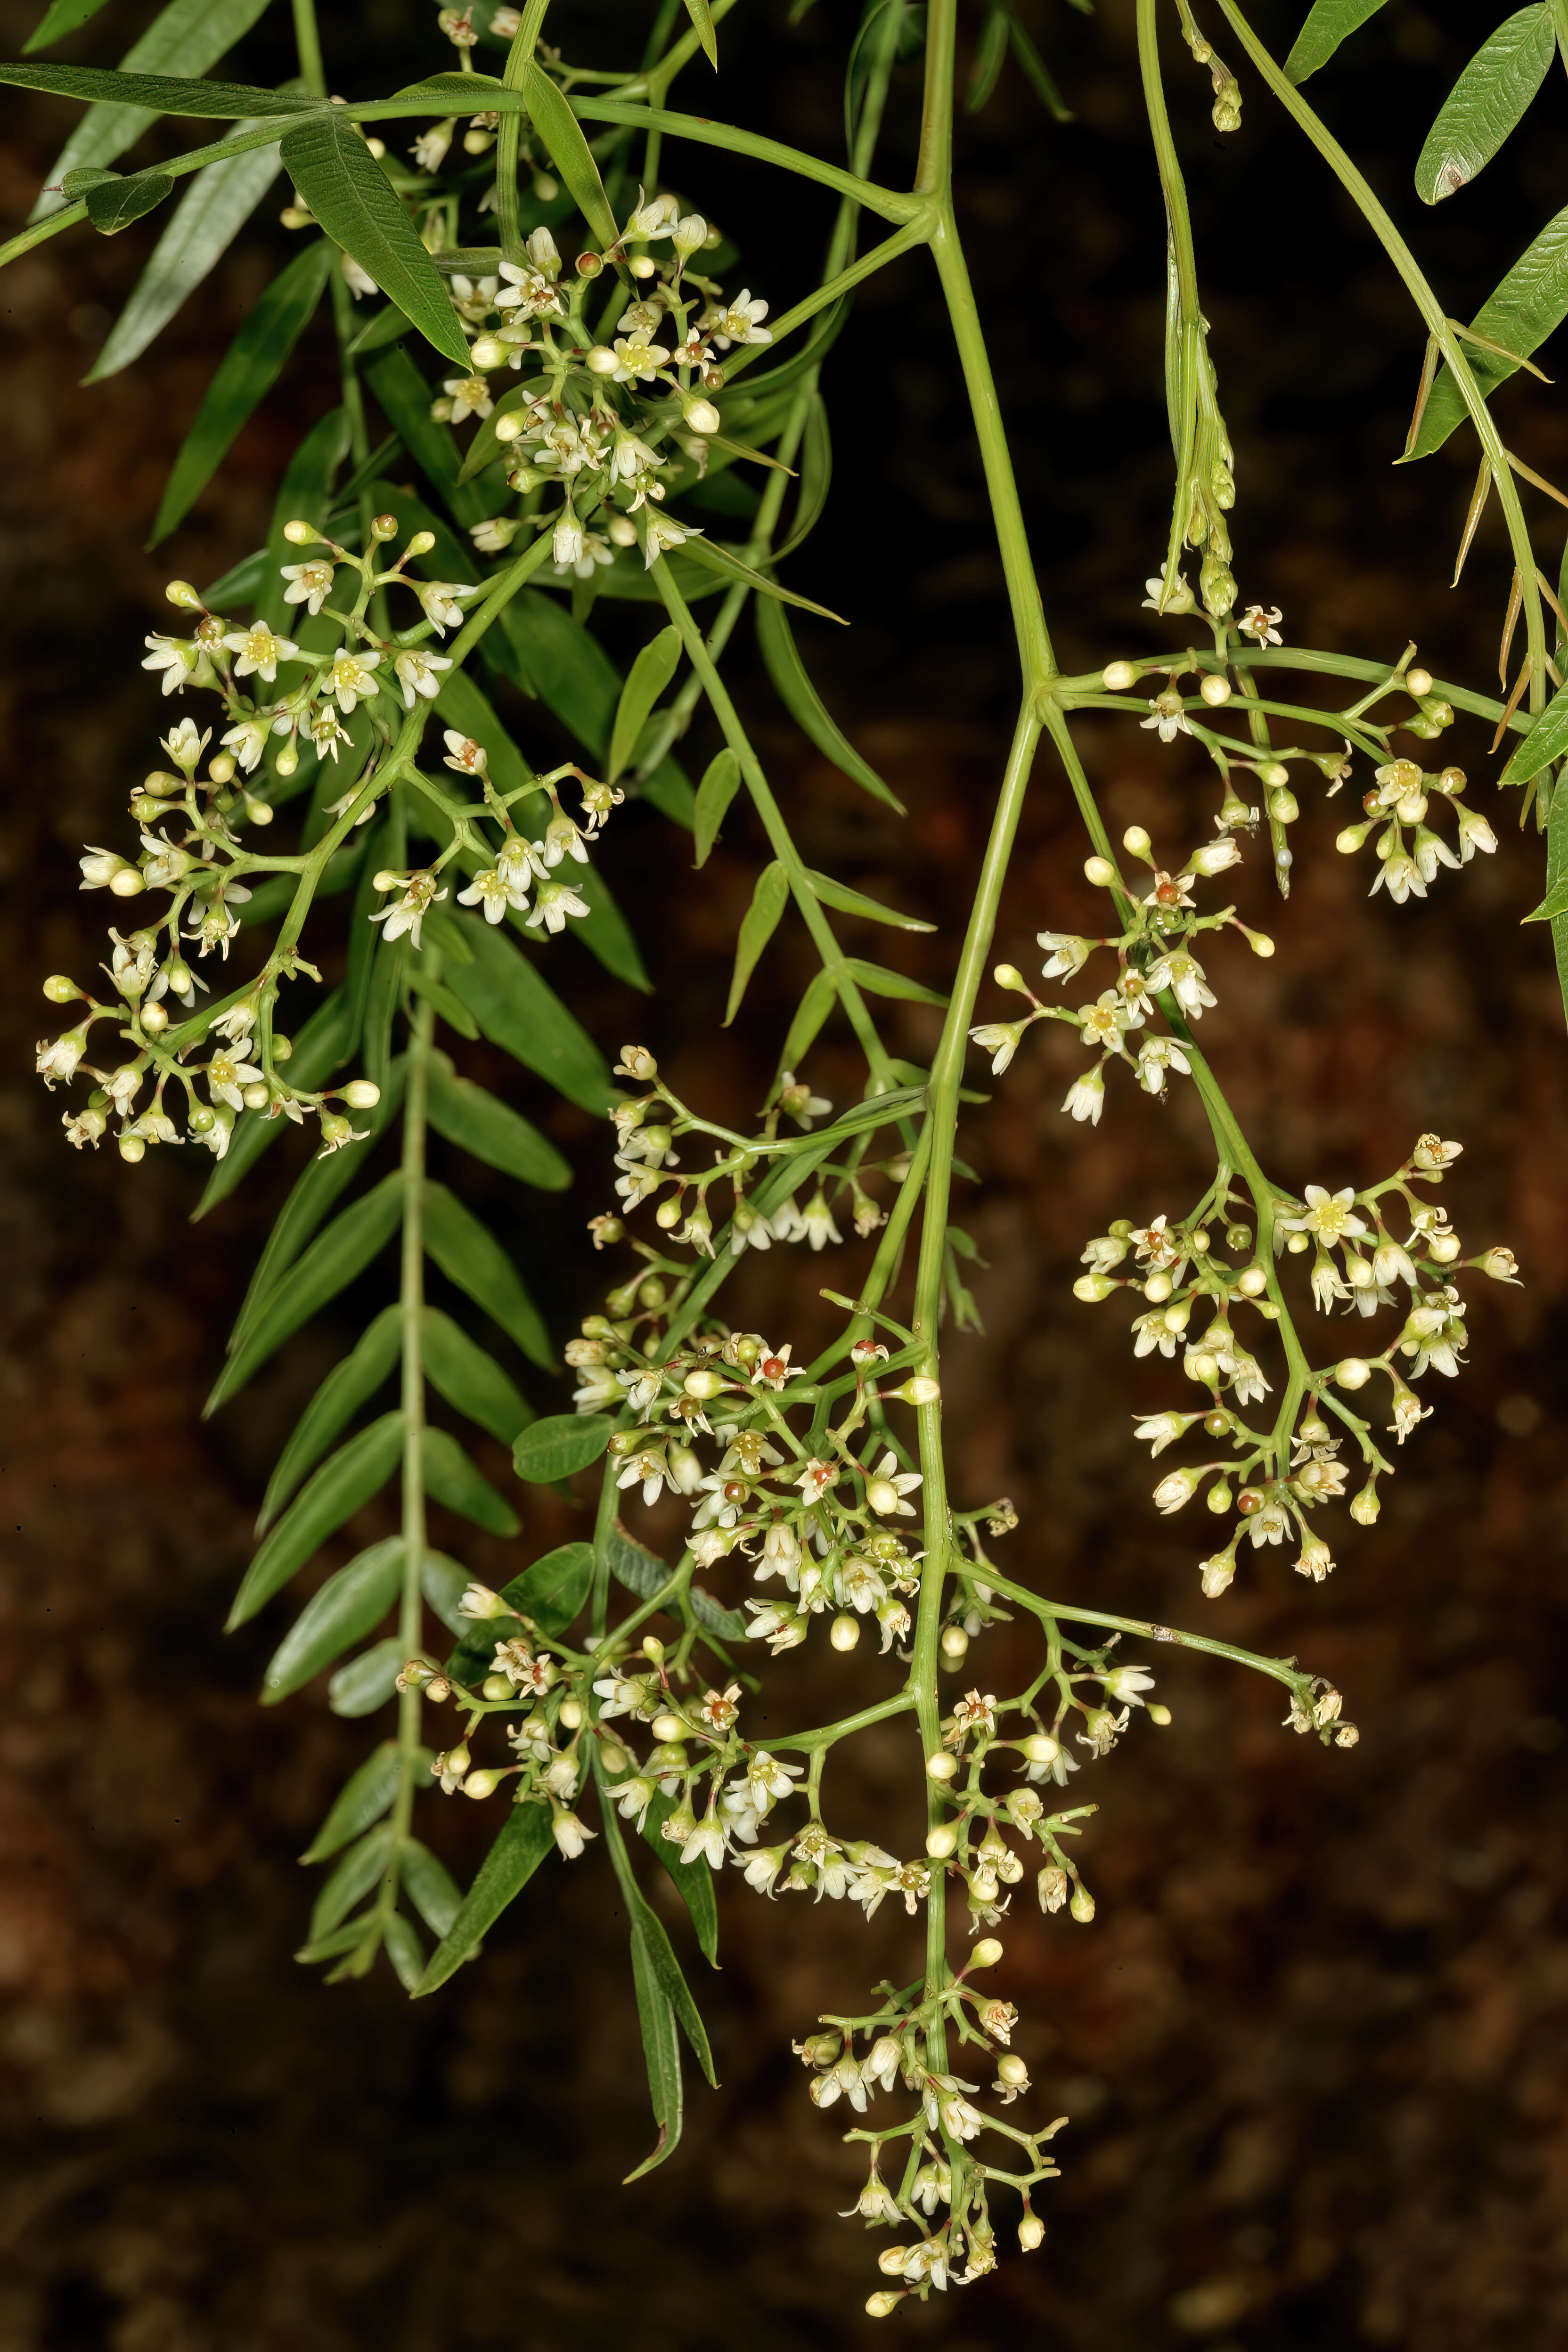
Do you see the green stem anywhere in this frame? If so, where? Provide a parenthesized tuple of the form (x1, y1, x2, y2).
(383, 971, 435, 1919)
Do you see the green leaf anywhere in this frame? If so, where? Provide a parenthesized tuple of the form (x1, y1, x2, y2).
(494, 588, 617, 753)
(775, 390, 831, 559)
(811, 1082, 928, 1142)
(425, 1053, 570, 1192)
(421, 1548, 474, 1633)
(505, 1538, 594, 1635)
(776, 968, 839, 1078)
(807, 868, 934, 931)
(845, 956, 948, 1007)
(301, 1738, 406, 1862)
(520, 62, 618, 251)
(251, 405, 351, 631)
(511, 1413, 612, 1483)
(422, 1306, 532, 1446)
(228, 1063, 404, 1365)
(328, 1636, 405, 1718)
(429, 908, 615, 1114)
(1415, 6, 1554, 205)
(150, 236, 332, 544)
(84, 166, 174, 233)
(424, 1180, 553, 1368)
(406, 964, 479, 1040)
(1500, 674, 1568, 784)
(206, 1171, 404, 1416)
(604, 1521, 670, 1601)
(228, 1414, 404, 1631)
(294, 1916, 377, 1966)
(401, 1839, 463, 1938)
(566, 867, 653, 993)
(1285, 0, 1390, 82)
(256, 1306, 402, 1535)
(609, 625, 682, 783)
(25, 0, 290, 221)
(1408, 205, 1568, 460)
(682, 0, 719, 67)
(191, 987, 355, 1217)
(693, 747, 741, 867)
(60, 165, 122, 193)
(262, 1535, 406, 1703)
(279, 111, 471, 368)
(679, 532, 846, 624)
(966, 5, 1010, 111)
(625, 1927, 684, 2180)
(724, 858, 789, 1025)
(25, 0, 116, 53)
(86, 127, 283, 379)
(689, 1587, 748, 1642)
(414, 1799, 554, 1993)
(365, 346, 492, 529)
(308, 1823, 393, 1938)
(754, 597, 905, 812)
(384, 1911, 425, 1992)
(422, 1426, 522, 1538)
(640, 1791, 719, 1965)
(629, 1879, 717, 2083)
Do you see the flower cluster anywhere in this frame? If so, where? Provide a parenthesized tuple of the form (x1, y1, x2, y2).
(1333, 758, 1498, 902)
(968, 820, 1274, 1121)
(1074, 1135, 1520, 1599)
(409, 196, 773, 587)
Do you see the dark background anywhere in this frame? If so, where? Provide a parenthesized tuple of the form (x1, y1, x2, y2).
(3, 1, 1567, 2346)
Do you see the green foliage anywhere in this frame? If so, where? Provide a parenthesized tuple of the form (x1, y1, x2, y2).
(1414, 7, 1554, 206)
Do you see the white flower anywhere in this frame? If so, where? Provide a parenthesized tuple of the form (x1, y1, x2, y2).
(442, 373, 493, 424)
(220, 714, 272, 773)
(204, 1052, 263, 1112)
(1144, 572, 1195, 613)
(776, 1071, 832, 1128)
(1278, 1183, 1367, 1246)
(711, 288, 772, 348)
(393, 647, 452, 707)
(1142, 690, 1190, 742)
(525, 877, 590, 934)
(35, 1030, 85, 1088)
(678, 1809, 727, 1870)
(971, 1020, 1024, 1074)
(327, 650, 381, 712)
(1411, 825, 1461, 885)
(644, 512, 699, 567)
(801, 1188, 842, 1250)
(457, 867, 516, 923)
(551, 1805, 596, 1859)
(278, 560, 334, 616)
(612, 333, 669, 384)
(625, 188, 680, 239)
(221, 621, 297, 681)
(865, 1451, 922, 1519)
(1136, 1033, 1190, 1094)
(494, 260, 563, 318)
(1133, 1410, 1192, 1456)
(442, 729, 489, 776)
(1144, 948, 1217, 1019)
(369, 870, 447, 948)
(1239, 602, 1283, 646)
(470, 514, 519, 555)
(416, 580, 481, 635)
(553, 529, 613, 580)
(412, 120, 454, 173)
(141, 634, 196, 694)
(1038, 931, 1091, 980)
(1454, 803, 1498, 860)
(1062, 1066, 1105, 1125)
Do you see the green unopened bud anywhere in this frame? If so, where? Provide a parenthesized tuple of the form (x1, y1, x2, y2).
(1070, 1885, 1096, 1923)
(42, 974, 79, 1004)
(970, 1936, 1004, 1968)
(165, 579, 203, 610)
(463, 1768, 505, 1799)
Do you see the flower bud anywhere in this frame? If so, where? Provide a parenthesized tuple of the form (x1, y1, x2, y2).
(866, 2292, 901, 2317)
(830, 1612, 860, 1652)
(463, 1769, 505, 1799)
(650, 1711, 683, 1742)
(1405, 666, 1433, 697)
(1083, 854, 1117, 887)
(1148, 1702, 1172, 1725)
(586, 343, 620, 375)
(1122, 824, 1152, 858)
(926, 1823, 958, 1858)
(1102, 659, 1136, 690)
(970, 1936, 1004, 1968)
(684, 1367, 724, 1399)
(1200, 671, 1231, 706)
(118, 1133, 146, 1164)
(993, 961, 1028, 991)
(165, 579, 204, 610)
(139, 1000, 168, 1035)
(1020, 1732, 1059, 1765)
(684, 396, 722, 435)
(1019, 2213, 1045, 2252)
(890, 1375, 941, 1406)
(1335, 1356, 1370, 1389)
(1072, 1273, 1114, 1303)
(939, 1625, 969, 1662)
(1070, 1885, 1096, 1923)
(927, 1750, 957, 1780)
(42, 975, 80, 1004)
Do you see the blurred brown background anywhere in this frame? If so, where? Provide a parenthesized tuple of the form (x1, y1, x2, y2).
(3, 0, 1566, 2346)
